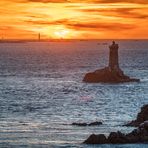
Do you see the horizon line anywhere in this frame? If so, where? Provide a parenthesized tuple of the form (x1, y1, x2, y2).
(0, 38, 148, 41)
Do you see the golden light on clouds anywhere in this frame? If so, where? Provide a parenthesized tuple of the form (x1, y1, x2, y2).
(0, 0, 148, 39)
(54, 29, 69, 38)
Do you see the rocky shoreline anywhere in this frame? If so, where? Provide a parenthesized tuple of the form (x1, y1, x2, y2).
(84, 104, 148, 144)
(125, 104, 148, 127)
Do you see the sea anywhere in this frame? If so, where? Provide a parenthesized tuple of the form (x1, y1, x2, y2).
(0, 40, 148, 148)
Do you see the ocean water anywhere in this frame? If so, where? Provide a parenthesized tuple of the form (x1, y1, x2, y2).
(0, 40, 148, 148)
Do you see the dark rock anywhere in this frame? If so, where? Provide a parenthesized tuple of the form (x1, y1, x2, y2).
(84, 134, 108, 144)
(126, 134, 140, 143)
(138, 121, 148, 142)
(84, 121, 148, 144)
(88, 121, 102, 126)
(126, 121, 140, 127)
(72, 123, 87, 126)
(125, 105, 148, 127)
(72, 121, 102, 126)
(84, 105, 148, 144)
(83, 67, 139, 83)
(142, 121, 148, 131)
(108, 131, 128, 144)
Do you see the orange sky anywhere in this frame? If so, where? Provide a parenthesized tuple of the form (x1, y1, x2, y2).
(0, 0, 148, 39)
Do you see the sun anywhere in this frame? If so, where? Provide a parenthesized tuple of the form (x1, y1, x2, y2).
(54, 29, 69, 39)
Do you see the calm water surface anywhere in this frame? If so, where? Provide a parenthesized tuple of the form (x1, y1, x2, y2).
(0, 40, 148, 147)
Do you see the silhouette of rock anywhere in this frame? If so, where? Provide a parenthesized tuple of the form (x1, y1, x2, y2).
(83, 67, 139, 83)
(84, 121, 148, 144)
(88, 121, 102, 126)
(72, 122, 87, 126)
(83, 41, 140, 83)
(108, 131, 127, 144)
(126, 104, 148, 127)
(72, 121, 102, 126)
(84, 134, 108, 144)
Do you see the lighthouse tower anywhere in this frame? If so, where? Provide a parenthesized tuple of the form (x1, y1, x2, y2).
(109, 41, 119, 70)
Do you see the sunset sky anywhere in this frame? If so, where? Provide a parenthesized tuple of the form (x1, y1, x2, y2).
(0, 0, 148, 39)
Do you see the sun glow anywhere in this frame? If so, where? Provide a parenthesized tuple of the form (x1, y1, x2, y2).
(54, 29, 70, 39)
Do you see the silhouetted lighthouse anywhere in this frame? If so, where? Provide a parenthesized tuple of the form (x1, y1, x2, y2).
(109, 41, 119, 70)
(38, 33, 40, 41)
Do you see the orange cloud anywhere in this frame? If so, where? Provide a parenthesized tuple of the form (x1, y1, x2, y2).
(78, 8, 148, 19)
(25, 18, 135, 30)
(26, 0, 69, 3)
(5, 0, 148, 4)
(0, 26, 39, 39)
(91, 0, 148, 4)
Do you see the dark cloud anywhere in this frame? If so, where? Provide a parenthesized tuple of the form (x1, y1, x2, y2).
(26, 0, 69, 3)
(25, 18, 136, 31)
(8, 0, 70, 3)
(65, 22, 135, 31)
(25, 18, 69, 25)
(93, 0, 148, 4)
(79, 8, 148, 19)
(26, 13, 51, 19)
(10, 0, 148, 4)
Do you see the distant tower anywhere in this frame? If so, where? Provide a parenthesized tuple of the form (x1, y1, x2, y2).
(38, 33, 40, 41)
(109, 41, 119, 70)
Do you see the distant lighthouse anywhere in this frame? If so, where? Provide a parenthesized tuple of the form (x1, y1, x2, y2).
(38, 33, 40, 41)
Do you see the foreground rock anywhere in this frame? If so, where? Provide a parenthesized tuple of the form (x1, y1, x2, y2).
(83, 41, 140, 83)
(126, 104, 148, 127)
(84, 121, 148, 144)
(72, 121, 102, 126)
(84, 134, 108, 144)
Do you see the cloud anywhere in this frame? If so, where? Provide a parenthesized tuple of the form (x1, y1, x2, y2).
(79, 8, 148, 19)
(25, 18, 136, 31)
(65, 21, 135, 31)
(0, 26, 37, 38)
(26, 0, 69, 3)
(13, 0, 70, 3)
(91, 0, 148, 4)
(8, 0, 148, 4)
(2, 0, 70, 3)
(25, 18, 69, 25)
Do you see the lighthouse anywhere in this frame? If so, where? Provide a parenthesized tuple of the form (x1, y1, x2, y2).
(109, 41, 119, 70)
(38, 33, 40, 41)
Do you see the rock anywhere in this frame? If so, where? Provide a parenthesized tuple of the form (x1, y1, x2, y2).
(84, 121, 148, 144)
(125, 105, 148, 127)
(143, 121, 148, 131)
(72, 121, 102, 126)
(72, 123, 87, 126)
(84, 134, 108, 144)
(108, 131, 127, 144)
(83, 41, 140, 83)
(126, 121, 140, 127)
(125, 121, 148, 143)
(126, 134, 140, 143)
(84, 105, 148, 144)
(88, 121, 102, 126)
(83, 67, 139, 83)
(139, 121, 148, 131)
